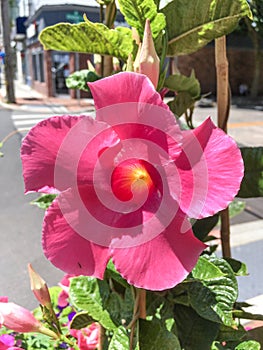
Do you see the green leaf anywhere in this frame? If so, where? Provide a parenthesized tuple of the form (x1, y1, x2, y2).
(238, 147, 263, 198)
(232, 310, 263, 321)
(69, 276, 117, 330)
(39, 18, 133, 61)
(162, 0, 252, 56)
(66, 70, 101, 92)
(192, 214, 219, 241)
(105, 260, 129, 288)
(117, 0, 166, 39)
(139, 318, 181, 350)
(30, 194, 57, 210)
(108, 326, 130, 350)
(224, 257, 248, 276)
(235, 340, 261, 350)
(167, 91, 195, 117)
(188, 256, 238, 326)
(228, 199, 246, 218)
(216, 324, 246, 342)
(70, 311, 95, 330)
(164, 71, 201, 99)
(104, 288, 134, 327)
(191, 256, 225, 281)
(174, 304, 220, 350)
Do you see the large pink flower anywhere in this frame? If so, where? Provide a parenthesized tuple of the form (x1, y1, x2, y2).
(21, 72, 243, 291)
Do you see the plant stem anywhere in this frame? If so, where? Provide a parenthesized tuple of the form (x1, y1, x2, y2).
(59, 334, 80, 350)
(98, 324, 106, 350)
(215, 36, 231, 258)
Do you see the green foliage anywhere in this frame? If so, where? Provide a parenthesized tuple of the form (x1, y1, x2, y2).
(188, 256, 238, 326)
(139, 318, 181, 350)
(235, 340, 261, 349)
(164, 71, 201, 99)
(108, 326, 130, 350)
(66, 70, 101, 92)
(39, 18, 133, 61)
(174, 304, 220, 350)
(161, 0, 252, 56)
(191, 256, 225, 281)
(69, 276, 117, 330)
(117, 0, 166, 39)
(192, 214, 219, 241)
(70, 311, 95, 329)
(30, 194, 57, 210)
(238, 146, 263, 197)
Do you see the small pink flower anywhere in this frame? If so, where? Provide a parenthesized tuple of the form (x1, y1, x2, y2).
(70, 323, 99, 350)
(58, 274, 74, 308)
(21, 72, 244, 291)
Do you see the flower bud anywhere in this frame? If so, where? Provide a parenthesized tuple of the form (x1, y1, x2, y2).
(0, 301, 59, 339)
(139, 19, 160, 88)
(28, 263, 51, 307)
(0, 301, 42, 333)
(133, 43, 142, 73)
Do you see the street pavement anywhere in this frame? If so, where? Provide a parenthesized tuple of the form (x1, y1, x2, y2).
(0, 80, 263, 316)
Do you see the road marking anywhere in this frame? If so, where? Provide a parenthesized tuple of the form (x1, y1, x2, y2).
(228, 121, 263, 128)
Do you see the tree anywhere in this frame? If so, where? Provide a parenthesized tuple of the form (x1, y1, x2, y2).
(0, 0, 16, 103)
(244, 0, 263, 98)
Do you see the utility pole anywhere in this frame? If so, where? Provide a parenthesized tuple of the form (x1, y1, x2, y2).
(1, 0, 16, 103)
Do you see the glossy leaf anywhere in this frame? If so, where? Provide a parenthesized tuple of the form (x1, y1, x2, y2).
(235, 341, 261, 350)
(66, 70, 101, 92)
(117, 0, 166, 38)
(39, 18, 133, 61)
(191, 256, 225, 281)
(70, 311, 95, 330)
(192, 214, 219, 241)
(161, 0, 252, 56)
(167, 91, 195, 117)
(238, 147, 263, 198)
(69, 276, 117, 330)
(228, 199, 246, 218)
(216, 324, 246, 343)
(224, 257, 248, 276)
(188, 256, 238, 326)
(164, 71, 201, 99)
(174, 304, 220, 350)
(108, 326, 130, 350)
(139, 318, 181, 350)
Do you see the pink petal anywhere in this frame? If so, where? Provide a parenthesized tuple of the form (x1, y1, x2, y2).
(21, 115, 119, 194)
(42, 195, 111, 278)
(112, 213, 206, 291)
(89, 72, 168, 110)
(174, 118, 244, 218)
(21, 115, 84, 193)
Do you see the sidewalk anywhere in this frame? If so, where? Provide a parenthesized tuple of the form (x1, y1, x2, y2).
(0, 78, 95, 113)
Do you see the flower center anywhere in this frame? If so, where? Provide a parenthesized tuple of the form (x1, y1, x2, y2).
(111, 159, 154, 201)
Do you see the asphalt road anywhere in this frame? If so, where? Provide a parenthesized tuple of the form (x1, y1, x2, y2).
(0, 108, 63, 309)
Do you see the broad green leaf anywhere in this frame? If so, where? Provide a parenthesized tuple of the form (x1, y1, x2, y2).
(216, 324, 246, 342)
(174, 304, 220, 350)
(70, 311, 95, 329)
(66, 70, 101, 92)
(188, 256, 238, 326)
(104, 288, 134, 327)
(117, 0, 166, 39)
(238, 147, 263, 198)
(108, 326, 130, 350)
(167, 91, 195, 117)
(69, 276, 117, 330)
(164, 71, 201, 99)
(224, 257, 248, 276)
(30, 194, 57, 210)
(139, 318, 181, 350)
(191, 256, 225, 281)
(105, 260, 129, 288)
(192, 214, 219, 241)
(39, 18, 133, 61)
(161, 0, 252, 56)
(235, 340, 261, 350)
